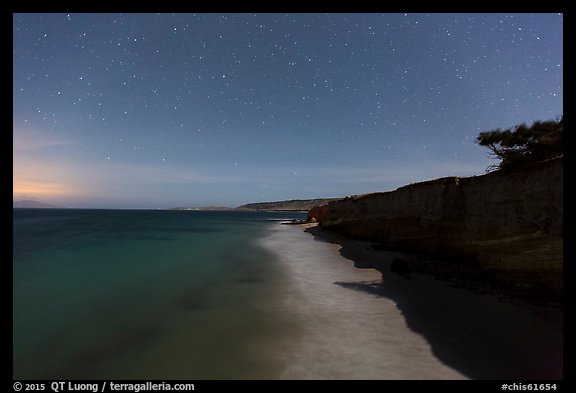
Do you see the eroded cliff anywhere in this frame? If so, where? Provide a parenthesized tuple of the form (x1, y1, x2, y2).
(320, 157, 563, 297)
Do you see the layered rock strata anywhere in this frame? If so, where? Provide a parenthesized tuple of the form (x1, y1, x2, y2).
(319, 157, 563, 297)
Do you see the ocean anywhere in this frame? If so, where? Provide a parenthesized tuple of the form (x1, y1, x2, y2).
(13, 208, 467, 379)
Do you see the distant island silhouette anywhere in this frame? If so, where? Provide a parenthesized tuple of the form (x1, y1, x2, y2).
(13, 200, 66, 209)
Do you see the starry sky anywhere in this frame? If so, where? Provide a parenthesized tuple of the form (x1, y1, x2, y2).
(13, 13, 563, 209)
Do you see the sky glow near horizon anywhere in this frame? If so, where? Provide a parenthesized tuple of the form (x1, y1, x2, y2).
(13, 13, 563, 208)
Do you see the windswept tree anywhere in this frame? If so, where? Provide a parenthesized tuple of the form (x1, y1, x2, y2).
(476, 116, 563, 171)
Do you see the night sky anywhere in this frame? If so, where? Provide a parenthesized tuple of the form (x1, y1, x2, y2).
(13, 13, 563, 209)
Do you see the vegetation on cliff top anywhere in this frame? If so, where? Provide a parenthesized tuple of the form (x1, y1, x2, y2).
(476, 116, 563, 171)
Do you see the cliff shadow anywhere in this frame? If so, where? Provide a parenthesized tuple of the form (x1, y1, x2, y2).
(304, 225, 563, 380)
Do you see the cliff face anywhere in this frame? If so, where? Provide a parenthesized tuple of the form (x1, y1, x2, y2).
(320, 157, 563, 295)
(307, 205, 329, 222)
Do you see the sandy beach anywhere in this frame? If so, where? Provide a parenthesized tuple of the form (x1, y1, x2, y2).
(297, 223, 563, 379)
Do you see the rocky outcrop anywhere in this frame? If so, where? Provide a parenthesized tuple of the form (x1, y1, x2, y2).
(319, 157, 563, 297)
(307, 205, 329, 223)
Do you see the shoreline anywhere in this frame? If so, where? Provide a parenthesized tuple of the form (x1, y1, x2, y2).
(263, 222, 467, 379)
(297, 223, 563, 379)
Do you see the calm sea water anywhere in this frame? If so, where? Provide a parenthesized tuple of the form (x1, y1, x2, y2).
(13, 209, 303, 379)
(13, 208, 466, 379)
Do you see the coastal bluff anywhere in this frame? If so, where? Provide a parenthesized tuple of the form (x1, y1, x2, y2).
(237, 198, 339, 211)
(319, 157, 563, 297)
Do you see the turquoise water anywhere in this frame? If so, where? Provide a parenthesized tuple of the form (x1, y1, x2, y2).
(15, 208, 480, 380)
(13, 209, 306, 379)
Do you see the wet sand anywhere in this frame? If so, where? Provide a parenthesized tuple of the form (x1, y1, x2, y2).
(299, 223, 563, 379)
(263, 223, 467, 379)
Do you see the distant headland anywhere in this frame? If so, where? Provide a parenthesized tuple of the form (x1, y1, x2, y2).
(168, 198, 340, 212)
(236, 198, 340, 211)
(13, 200, 67, 209)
